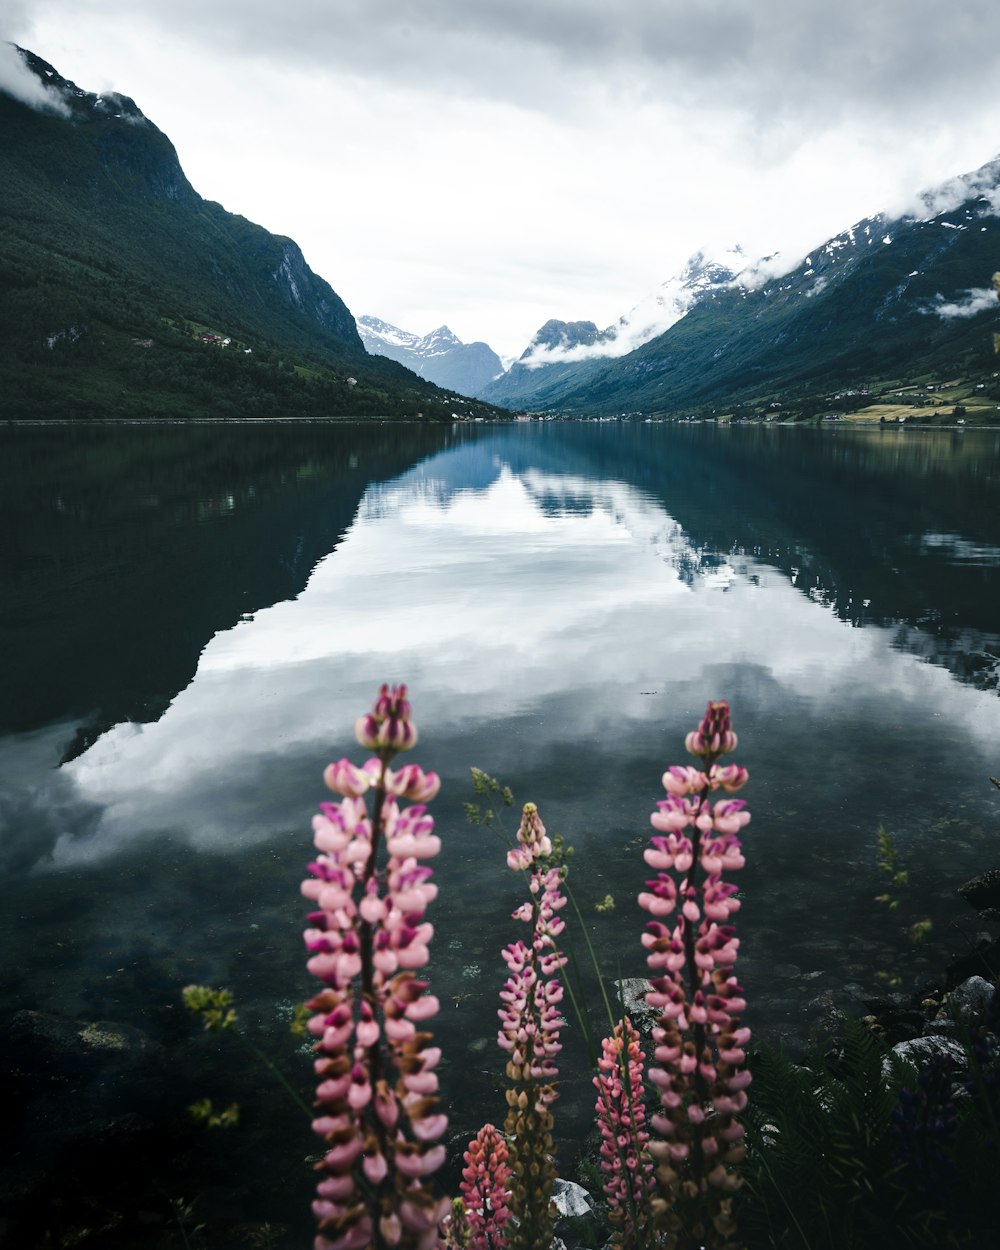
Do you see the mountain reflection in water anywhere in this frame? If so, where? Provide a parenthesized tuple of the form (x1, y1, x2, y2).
(2, 419, 999, 1243)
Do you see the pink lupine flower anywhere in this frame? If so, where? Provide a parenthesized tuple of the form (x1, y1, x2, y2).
(383, 762, 442, 802)
(662, 765, 709, 795)
(709, 763, 749, 793)
(684, 699, 739, 759)
(302, 685, 447, 1250)
(323, 757, 373, 797)
(355, 683, 419, 753)
(639, 700, 751, 1250)
(594, 1017, 654, 1247)
(457, 1123, 511, 1249)
(497, 802, 567, 1250)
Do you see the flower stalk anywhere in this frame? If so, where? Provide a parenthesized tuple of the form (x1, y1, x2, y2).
(594, 1016, 654, 1248)
(498, 802, 567, 1250)
(301, 685, 449, 1250)
(639, 701, 751, 1250)
(458, 1123, 512, 1249)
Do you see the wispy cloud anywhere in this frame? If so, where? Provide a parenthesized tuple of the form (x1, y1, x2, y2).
(922, 287, 999, 320)
(899, 155, 1000, 220)
(0, 42, 70, 115)
(517, 245, 804, 367)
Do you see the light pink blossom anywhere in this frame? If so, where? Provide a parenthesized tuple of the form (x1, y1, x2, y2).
(639, 700, 750, 1246)
(302, 685, 447, 1250)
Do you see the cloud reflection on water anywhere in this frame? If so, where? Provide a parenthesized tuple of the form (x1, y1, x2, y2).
(51, 450, 1000, 868)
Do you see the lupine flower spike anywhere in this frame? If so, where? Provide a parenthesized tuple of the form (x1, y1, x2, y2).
(301, 685, 450, 1250)
(498, 802, 568, 1250)
(639, 701, 751, 1250)
(594, 1017, 654, 1248)
(457, 1123, 511, 1250)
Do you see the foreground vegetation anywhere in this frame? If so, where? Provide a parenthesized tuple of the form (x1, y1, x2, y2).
(180, 687, 1000, 1250)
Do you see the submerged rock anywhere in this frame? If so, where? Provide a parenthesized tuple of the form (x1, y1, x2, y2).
(9, 1009, 161, 1066)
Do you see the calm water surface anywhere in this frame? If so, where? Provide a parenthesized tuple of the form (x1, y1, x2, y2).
(2, 419, 1000, 1241)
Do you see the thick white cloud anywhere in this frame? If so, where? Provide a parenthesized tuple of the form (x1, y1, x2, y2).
(13, 0, 1000, 123)
(5, 0, 1000, 356)
(925, 287, 999, 320)
(0, 41, 69, 115)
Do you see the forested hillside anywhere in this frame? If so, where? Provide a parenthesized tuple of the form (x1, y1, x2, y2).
(0, 49, 494, 421)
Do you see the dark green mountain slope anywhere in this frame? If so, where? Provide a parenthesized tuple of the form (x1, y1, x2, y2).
(480, 319, 614, 407)
(487, 166, 1000, 417)
(0, 48, 493, 420)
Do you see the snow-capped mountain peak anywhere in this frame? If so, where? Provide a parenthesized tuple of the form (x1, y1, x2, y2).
(518, 244, 760, 368)
(357, 315, 503, 397)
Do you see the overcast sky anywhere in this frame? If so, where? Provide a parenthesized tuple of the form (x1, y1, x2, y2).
(5, 0, 1000, 358)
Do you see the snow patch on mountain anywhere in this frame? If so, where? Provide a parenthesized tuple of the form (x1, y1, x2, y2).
(518, 245, 798, 368)
(357, 315, 503, 396)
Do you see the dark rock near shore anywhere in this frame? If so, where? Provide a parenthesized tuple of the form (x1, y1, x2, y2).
(958, 867, 1000, 921)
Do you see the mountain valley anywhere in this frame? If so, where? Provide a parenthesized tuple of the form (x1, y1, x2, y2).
(3, 43, 1000, 424)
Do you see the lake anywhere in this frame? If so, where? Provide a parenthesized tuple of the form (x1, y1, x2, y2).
(3, 418, 1000, 1246)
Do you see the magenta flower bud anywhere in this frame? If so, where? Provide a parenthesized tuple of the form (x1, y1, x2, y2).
(316, 1076, 351, 1101)
(394, 1144, 446, 1178)
(710, 762, 749, 792)
(358, 888, 386, 925)
(316, 1175, 354, 1201)
(323, 1138, 364, 1170)
(384, 763, 441, 802)
(402, 1071, 438, 1096)
(377, 716, 417, 752)
(712, 799, 750, 834)
(317, 1222, 371, 1250)
(651, 795, 696, 832)
(411, 1113, 448, 1141)
(374, 1085, 399, 1130)
(403, 994, 439, 1021)
(686, 700, 738, 759)
(363, 1150, 388, 1183)
(354, 684, 418, 757)
(356, 1020, 379, 1047)
(662, 765, 709, 795)
(323, 758, 372, 797)
(354, 714, 381, 749)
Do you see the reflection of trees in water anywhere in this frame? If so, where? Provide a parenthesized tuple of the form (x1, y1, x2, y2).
(483, 421, 1000, 694)
(524, 422, 1000, 695)
(6, 420, 998, 743)
(0, 422, 476, 738)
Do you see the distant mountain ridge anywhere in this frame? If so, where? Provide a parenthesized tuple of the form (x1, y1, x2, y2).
(0, 47, 493, 420)
(358, 315, 503, 397)
(483, 169, 1000, 416)
(524, 246, 752, 365)
(482, 246, 753, 408)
